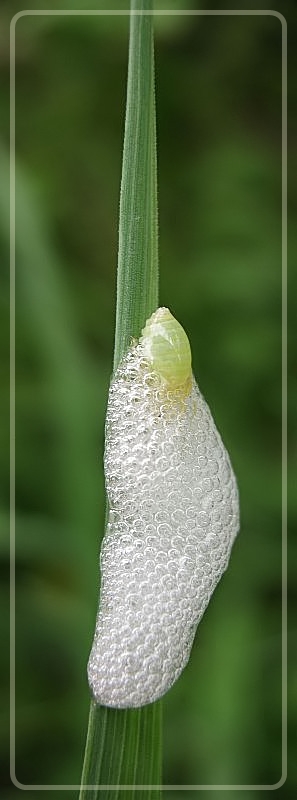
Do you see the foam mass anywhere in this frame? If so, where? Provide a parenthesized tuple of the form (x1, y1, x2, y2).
(88, 309, 240, 708)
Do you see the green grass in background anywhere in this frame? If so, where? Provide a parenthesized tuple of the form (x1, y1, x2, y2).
(2, 1, 295, 797)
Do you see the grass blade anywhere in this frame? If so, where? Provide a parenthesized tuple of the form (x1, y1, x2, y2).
(114, 0, 158, 369)
(79, 0, 162, 796)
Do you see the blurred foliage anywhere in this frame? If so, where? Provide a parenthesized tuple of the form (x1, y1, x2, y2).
(1, 0, 295, 797)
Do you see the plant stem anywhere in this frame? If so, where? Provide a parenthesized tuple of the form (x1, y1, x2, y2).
(114, 0, 158, 370)
(79, 0, 161, 797)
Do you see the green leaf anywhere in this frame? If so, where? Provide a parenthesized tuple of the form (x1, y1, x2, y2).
(114, 0, 158, 370)
(79, 0, 162, 797)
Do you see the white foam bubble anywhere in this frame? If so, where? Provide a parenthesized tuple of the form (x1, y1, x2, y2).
(88, 343, 239, 707)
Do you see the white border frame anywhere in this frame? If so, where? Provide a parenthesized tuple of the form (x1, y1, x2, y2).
(10, 8, 287, 792)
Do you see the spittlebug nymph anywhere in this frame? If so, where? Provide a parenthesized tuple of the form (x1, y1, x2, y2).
(88, 308, 240, 708)
(140, 307, 192, 391)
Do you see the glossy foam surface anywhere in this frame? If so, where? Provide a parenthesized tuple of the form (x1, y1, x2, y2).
(88, 342, 239, 707)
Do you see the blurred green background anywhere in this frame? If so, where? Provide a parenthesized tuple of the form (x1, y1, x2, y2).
(2, 0, 295, 797)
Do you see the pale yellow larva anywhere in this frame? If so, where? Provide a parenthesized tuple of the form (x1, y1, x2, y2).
(140, 307, 192, 391)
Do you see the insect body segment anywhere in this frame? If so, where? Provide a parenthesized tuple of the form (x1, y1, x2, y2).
(140, 307, 192, 391)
